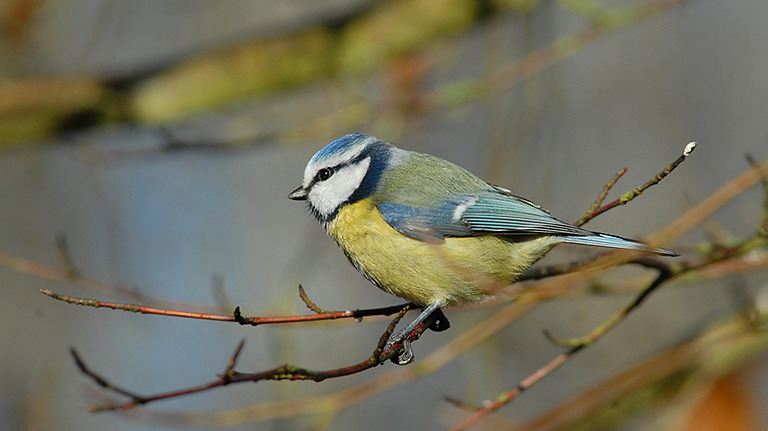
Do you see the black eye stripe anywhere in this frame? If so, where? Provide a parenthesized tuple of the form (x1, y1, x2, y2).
(309, 152, 368, 187)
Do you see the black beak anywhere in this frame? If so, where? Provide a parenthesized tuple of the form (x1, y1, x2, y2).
(288, 186, 308, 201)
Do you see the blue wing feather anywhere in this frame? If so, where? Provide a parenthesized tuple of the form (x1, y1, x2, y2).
(459, 189, 590, 236)
(379, 189, 589, 239)
(377, 188, 677, 255)
(378, 201, 472, 243)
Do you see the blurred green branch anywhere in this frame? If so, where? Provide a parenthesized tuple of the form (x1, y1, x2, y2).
(1, 0, 689, 146)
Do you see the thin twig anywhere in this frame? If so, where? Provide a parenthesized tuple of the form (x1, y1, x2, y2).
(450, 266, 675, 430)
(514, 311, 768, 431)
(578, 142, 695, 225)
(299, 284, 330, 314)
(522, 143, 694, 281)
(221, 339, 245, 380)
(71, 348, 138, 400)
(41, 287, 411, 325)
(647, 154, 768, 247)
(76, 306, 432, 412)
(42, 289, 235, 322)
(449, 226, 768, 430)
(444, 396, 485, 412)
(544, 262, 671, 347)
(575, 167, 627, 227)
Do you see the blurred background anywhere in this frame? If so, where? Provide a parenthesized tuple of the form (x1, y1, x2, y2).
(1, 0, 768, 430)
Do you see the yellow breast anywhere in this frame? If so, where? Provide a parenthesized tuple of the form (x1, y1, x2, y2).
(325, 198, 560, 306)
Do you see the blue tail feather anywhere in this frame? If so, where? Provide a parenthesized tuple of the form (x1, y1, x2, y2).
(561, 233, 678, 256)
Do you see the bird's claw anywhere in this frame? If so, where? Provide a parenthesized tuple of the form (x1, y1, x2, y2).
(389, 338, 414, 366)
(396, 339, 414, 365)
(386, 330, 415, 366)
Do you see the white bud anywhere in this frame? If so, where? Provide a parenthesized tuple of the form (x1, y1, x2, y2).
(683, 141, 696, 157)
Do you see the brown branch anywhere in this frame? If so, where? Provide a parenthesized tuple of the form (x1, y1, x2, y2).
(42, 139, 691, 322)
(88, 242, 768, 426)
(577, 142, 695, 226)
(67, 218, 766, 424)
(41, 140, 768, 425)
(232, 302, 412, 326)
(521, 142, 694, 282)
(515, 311, 768, 431)
(449, 224, 768, 430)
(75, 342, 249, 412)
(75, 306, 440, 412)
(575, 167, 627, 227)
(647, 153, 768, 246)
(298, 284, 329, 313)
(41, 289, 236, 322)
(50, 140, 700, 417)
(41, 286, 412, 325)
(102, 153, 768, 428)
(449, 261, 680, 430)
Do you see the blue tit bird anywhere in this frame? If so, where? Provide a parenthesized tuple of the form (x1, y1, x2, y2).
(289, 133, 676, 363)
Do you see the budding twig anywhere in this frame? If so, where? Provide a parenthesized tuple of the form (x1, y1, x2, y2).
(524, 142, 695, 281)
(577, 142, 695, 226)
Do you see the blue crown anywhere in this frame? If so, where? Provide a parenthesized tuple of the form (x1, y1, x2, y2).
(311, 133, 373, 163)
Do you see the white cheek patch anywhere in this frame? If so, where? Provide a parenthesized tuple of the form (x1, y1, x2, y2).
(309, 157, 371, 217)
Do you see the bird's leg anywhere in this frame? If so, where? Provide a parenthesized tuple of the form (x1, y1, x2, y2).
(387, 301, 444, 365)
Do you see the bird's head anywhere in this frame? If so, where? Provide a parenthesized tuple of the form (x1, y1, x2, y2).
(289, 133, 395, 223)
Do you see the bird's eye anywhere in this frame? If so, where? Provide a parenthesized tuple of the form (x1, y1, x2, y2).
(316, 167, 334, 182)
